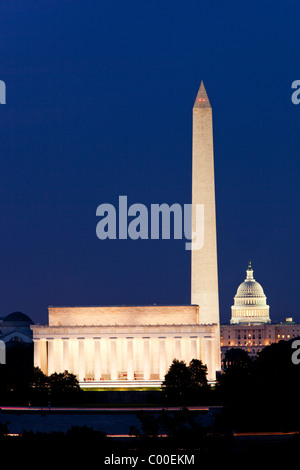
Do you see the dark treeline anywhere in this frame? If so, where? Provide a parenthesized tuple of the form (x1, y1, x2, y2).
(0, 342, 81, 406)
(215, 339, 300, 432)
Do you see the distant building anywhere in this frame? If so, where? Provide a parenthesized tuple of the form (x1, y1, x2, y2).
(0, 312, 33, 344)
(221, 263, 300, 362)
(230, 261, 270, 325)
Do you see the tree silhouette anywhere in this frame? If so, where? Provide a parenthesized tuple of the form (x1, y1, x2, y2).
(188, 359, 208, 388)
(162, 359, 190, 399)
(162, 358, 209, 403)
(223, 348, 252, 370)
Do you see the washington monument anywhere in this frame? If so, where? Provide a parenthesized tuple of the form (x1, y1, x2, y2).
(191, 82, 220, 369)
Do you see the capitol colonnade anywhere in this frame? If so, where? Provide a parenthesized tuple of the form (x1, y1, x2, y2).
(32, 324, 217, 384)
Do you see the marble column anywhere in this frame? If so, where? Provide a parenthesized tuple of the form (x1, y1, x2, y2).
(47, 338, 54, 375)
(62, 338, 69, 373)
(190, 336, 197, 361)
(143, 337, 150, 380)
(94, 338, 101, 381)
(40, 339, 48, 375)
(204, 337, 215, 382)
(78, 338, 85, 382)
(174, 337, 182, 361)
(110, 338, 117, 380)
(159, 337, 166, 380)
(126, 337, 134, 380)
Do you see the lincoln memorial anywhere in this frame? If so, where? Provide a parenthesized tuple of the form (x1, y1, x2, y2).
(32, 305, 218, 387)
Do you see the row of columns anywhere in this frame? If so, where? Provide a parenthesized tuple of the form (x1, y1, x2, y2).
(34, 335, 216, 382)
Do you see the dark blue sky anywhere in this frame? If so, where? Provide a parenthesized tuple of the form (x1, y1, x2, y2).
(0, 1, 299, 325)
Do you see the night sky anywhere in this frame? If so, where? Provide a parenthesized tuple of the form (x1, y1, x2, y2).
(0, 1, 299, 325)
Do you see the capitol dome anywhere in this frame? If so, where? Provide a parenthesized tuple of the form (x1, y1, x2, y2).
(230, 262, 270, 324)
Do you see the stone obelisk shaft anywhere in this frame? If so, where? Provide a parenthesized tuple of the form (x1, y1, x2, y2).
(191, 82, 220, 370)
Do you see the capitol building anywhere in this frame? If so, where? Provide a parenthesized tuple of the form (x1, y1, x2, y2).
(230, 261, 270, 325)
(221, 262, 300, 360)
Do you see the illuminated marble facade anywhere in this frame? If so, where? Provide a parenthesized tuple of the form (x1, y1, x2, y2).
(32, 306, 218, 385)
